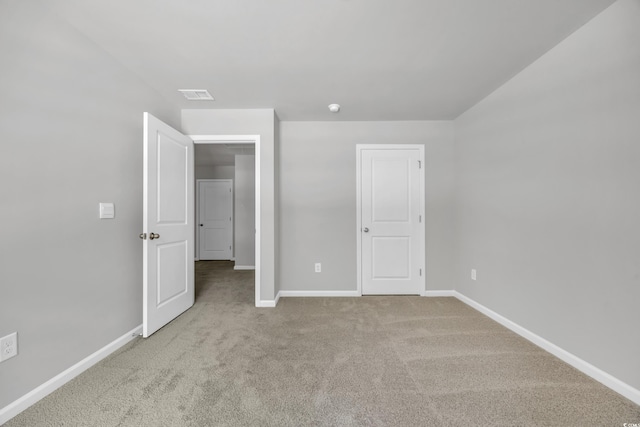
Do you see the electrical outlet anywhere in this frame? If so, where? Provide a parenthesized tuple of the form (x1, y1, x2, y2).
(0, 332, 18, 362)
(315, 263, 321, 273)
(471, 269, 477, 281)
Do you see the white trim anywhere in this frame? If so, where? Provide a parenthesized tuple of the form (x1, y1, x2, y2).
(356, 147, 362, 296)
(256, 299, 277, 308)
(0, 325, 142, 425)
(234, 265, 255, 270)
(453, 291, 640, 406)
(278, 290, 361, 297)
(356, 144, 426, 296)
(191, 135, 258, 143)
(190, 135, 262, 308)
(423, 290, 455, 297)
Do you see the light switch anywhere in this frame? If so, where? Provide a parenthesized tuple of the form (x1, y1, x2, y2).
(99, 203, 115, 219)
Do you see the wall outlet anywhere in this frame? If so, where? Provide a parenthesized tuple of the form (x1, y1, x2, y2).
(0, 332, 18, 362)
(315, 263, 321, 273)
(471, 269, 477, 281)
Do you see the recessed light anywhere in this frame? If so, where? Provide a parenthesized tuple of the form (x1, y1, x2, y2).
(178, 89, 214, 101)
(328, 103, 340, 113)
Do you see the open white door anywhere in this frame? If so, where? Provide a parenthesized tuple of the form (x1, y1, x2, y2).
(142, 113, 194, 337)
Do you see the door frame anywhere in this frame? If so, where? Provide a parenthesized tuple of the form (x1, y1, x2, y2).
(196, 179, 234, 261)
(191, 135, 261, 307)
(356, 144, 426, 296)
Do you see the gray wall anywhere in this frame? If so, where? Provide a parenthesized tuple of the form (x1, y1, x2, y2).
(181, 109, 279, 301)
(234, 156, 256, 267)
(279, 121, 455, 292)
(195, 165, 235, 180)
(454, 0, 640, 391)
(0, 1, 178, 409)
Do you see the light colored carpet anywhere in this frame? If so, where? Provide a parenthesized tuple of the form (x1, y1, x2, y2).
(7, 261, 640, 426)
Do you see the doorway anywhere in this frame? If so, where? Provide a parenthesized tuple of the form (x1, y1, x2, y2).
(356, 145, 425, 295)
(192, 135, 261, 305)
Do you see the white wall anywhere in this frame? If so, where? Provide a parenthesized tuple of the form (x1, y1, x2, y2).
(279, 121, 455, 293)
(454, 0, 640, 391)
(234, 155, 256, 268)
(181, 109, 279, 301)
(0, 1, 178, 410)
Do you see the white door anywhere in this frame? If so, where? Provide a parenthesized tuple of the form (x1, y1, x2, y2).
(358, 146, 424, 295)
(142, 113, 194, 337)
(198, 180, 233, 260)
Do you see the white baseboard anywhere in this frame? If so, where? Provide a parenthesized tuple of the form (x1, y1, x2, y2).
(453, 291, 640, 406)
(0, 325, 142, 425)
(423, 290, 455, 297)
(278, 290, 361, 297)
(275, 291, 281, 306)
(255, 299, 277, 308)
(255, 290, 282, 308)
(234, 265, 255, 271)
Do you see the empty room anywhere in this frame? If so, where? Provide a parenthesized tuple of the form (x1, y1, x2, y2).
(1, 0, 639, 425)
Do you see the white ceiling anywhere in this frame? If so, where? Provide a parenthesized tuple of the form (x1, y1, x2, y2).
(45, 0, 615, 121)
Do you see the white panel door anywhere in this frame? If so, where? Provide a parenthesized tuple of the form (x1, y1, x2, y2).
(143, 113, 194, 337)
(199, 180, 233, 260)
(360, 147, 424, 295)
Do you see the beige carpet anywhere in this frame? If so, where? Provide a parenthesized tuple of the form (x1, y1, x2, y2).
(7, 261, 640, 426)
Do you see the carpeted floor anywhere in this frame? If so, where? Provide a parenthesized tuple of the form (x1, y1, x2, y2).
(7, 261, 640, 426)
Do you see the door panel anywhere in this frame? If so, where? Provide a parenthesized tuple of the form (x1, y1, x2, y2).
(372, 158, 410, 222)
(203, 228, 227, 251)
(157, 137, 188, 224)
(361, 148, 423, 295)
(143, 112, 194, 338)
(157, 241, 188, 306)
(372, 237, 411, 278)
(199, 180, 233, 260)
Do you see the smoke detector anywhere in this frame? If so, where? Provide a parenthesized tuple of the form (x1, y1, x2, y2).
(178, 89, 214, 101)
(328, 104, 340, 113)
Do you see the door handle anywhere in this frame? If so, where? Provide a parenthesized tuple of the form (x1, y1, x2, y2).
(363, 227, 369, 233)
(149, 232, 160, 240)
(200, 224, 203, 226)
(139, 233, 147, 240)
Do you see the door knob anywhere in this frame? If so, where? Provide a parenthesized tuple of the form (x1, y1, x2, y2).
(149, 232, 160, 240)
(200, 224, 203, 226)
(363, 227, 369, 233)
(139, 233, 147, 240)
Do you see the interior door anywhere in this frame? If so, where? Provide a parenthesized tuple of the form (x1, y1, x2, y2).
(142, 112, 194, 337)
(360, 147, 424, 295)
(199, 180, 233, 260)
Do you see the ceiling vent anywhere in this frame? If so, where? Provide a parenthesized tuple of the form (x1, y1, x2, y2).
(178, 89, 214, 101)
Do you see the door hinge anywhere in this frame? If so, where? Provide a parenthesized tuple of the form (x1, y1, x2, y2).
(419, 268, 422, 276)
(419, 215, 422, 223)
(229, 246, 232, 250)
(418, 160, 422, 169)
(229, 217, 231, 221)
